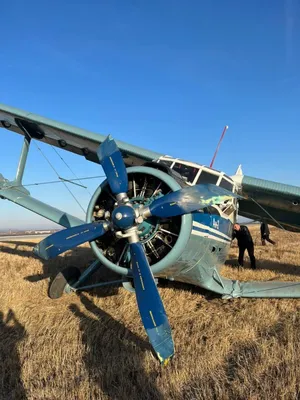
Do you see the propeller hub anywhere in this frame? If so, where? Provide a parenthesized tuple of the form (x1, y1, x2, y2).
(112, 205, 135, 230)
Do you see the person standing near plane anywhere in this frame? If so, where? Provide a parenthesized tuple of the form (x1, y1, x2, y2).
(232, 223, 256, 269)
(260, 220, 276, 245)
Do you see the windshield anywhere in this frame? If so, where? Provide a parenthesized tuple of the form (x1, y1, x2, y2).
(197, 170, 219, 185)
(172, 162, 198, 183)
(219, 178, 233, 192)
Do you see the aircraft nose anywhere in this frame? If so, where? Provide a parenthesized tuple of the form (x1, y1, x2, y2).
(112, 205, 135, 230)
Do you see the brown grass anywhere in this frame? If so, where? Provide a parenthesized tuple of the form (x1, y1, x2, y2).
(1, 226, 300, 399)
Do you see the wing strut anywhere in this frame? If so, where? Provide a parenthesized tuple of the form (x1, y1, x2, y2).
(16, 134, 31, 184)
(0, 125, 86, 229)
(17, 122, 86, 215)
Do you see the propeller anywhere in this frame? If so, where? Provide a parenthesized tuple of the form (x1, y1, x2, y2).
(33, 222, 109, 260)
(143, 183, 238, 218)
(130, 242, 174, 364)
(34, 135, 238, 364)
(97, 135, 128, 195)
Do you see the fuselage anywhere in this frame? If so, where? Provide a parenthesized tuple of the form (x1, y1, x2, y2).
(86, 160, 237, 291)
(154, 156, 237, 286)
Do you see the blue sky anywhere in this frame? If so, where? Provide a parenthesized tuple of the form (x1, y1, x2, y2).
(0, 0, 299, 229)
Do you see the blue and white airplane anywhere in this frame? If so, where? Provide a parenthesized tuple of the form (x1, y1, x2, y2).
(0, 103, 300, 364)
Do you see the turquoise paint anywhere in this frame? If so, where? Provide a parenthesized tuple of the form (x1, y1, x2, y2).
(0, 186, 84, 228)
(238, 174, 300, 231)
(0, 103, 163, 166)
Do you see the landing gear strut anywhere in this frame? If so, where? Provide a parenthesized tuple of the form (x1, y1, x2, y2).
(48, 260, 127, 299)
(48, 266, 81, 299)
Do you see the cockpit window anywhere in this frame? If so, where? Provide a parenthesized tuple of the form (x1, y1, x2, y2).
(172, 163, 198, 183)
(219, 178, 233, 192)
(197, 170, 219, 185)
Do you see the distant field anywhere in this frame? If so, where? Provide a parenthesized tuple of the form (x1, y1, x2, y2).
(1, 225, 300, 399)
(0, 234, 49, 241)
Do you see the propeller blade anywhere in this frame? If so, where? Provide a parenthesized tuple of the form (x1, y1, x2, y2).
(147, 183, 240, 218)
(130, 242, 174, 365)
(97, 135, 128, 195)
(33, 222, 108, 260)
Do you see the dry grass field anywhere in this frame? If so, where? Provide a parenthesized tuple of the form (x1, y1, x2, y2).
(1, 225, 300, 400)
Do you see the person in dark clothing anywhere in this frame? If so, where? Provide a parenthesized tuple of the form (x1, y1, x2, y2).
(260, 221, 276, 245)
(232, 223, 256, 269)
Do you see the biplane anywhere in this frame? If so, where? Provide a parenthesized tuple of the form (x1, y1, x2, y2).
(0, 103, 300, 365)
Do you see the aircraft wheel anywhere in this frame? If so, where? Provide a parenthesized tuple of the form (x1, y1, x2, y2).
(48, 266, 81, 299)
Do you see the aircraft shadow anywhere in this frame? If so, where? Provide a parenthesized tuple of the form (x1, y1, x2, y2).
(222, 310, 300, 398)
(180, 312, 298, 399)
(0, 240, 41, 259)
(0, 240, 40, 247)
(159, 253, 300, 301)
(158, 278, 221, 300)
(0, 309, 27, 400)
(70, 293, 163, 400)
(5, 239, 300, 301)
(0, 240, 119, 298)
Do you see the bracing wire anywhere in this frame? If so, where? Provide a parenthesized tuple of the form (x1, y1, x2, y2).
(25, 175, 105, 188)
(50, 146, 93, 196)
(4, 175, 105, 189)
(33, 143, 86, 213)
(250, 197, 300, 236)
(21, 131, 88, 215)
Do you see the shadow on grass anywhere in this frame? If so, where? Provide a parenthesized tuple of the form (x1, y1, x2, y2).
(0, 309, 27, 400)
(70, 293, 163, 400)
(4, 239, 300, 302)
(181, 309, 300, 399)
(0, 240, 119, 298)
(158, 278, 221, 300)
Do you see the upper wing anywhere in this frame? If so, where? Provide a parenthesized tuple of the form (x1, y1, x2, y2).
(232, 167, 300, 231)
(0, 103, 163, 166)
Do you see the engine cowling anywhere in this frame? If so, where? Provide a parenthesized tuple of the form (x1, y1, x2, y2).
(86, 166, 193, 276)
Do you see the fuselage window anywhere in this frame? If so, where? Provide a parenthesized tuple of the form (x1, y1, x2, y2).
(172, 163, 198, 183)
(222, 203, 236, 216)
(197, 170, 219, 185)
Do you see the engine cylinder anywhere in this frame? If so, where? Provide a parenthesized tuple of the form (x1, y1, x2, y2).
(86, 166, 193, 276)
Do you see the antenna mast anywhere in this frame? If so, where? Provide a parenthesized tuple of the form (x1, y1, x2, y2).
(209, 125, 229, 168)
